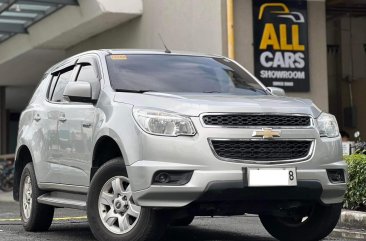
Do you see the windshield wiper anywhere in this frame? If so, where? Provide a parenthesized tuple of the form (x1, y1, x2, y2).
(115, 89, 156, 93)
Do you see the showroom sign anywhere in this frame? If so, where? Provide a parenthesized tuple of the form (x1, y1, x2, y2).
(253, 0, 309, 92)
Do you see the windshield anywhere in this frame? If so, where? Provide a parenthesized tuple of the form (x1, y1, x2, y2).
(106, 54, 268, 95)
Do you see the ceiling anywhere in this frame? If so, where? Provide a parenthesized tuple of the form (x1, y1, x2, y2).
(0, 0, 78, 43)
(327, 0, 366, 17)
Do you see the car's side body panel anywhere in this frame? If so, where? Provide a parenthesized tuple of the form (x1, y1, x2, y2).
(16, 76, 61, 184)
(53, 102, 96, 186)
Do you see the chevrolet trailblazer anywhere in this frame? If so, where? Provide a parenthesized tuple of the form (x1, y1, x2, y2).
(13, 50, 346, 241)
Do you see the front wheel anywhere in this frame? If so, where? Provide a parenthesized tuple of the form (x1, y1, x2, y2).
(259, 203, 342, 241)
(87, 158, 166, 241)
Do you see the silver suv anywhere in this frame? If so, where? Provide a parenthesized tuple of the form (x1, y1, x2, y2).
(14, 50, 346, 241)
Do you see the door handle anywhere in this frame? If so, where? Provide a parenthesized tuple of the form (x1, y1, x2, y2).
(82, 123, 92, 128)
(34, 113, 41, 122)
(58, 116, 67, 122)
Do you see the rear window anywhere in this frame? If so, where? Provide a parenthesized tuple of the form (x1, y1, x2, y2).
(106, 54, 267, 95)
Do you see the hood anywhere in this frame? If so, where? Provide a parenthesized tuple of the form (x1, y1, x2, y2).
(113, 92, 322, 117)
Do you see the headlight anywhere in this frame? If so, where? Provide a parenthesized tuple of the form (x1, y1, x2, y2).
(133, 107, 196, 136)
(316, 112, 339, 138)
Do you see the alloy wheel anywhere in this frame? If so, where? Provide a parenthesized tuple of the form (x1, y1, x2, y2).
(98, 176, 141, 234)
(22, 175, 33, 221)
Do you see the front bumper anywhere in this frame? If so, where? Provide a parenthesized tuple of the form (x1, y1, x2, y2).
(128, 164, 346, 207)
(125, 117, 347, 208)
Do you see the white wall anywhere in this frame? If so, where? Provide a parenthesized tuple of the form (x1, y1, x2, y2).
(67, 0, 224, 56)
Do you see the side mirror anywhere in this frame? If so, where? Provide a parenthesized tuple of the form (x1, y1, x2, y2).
(63, 81, 92, 103)
(268, 87, 286, 96)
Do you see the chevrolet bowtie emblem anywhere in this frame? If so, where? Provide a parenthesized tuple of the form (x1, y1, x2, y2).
(252, 128, 281, 139)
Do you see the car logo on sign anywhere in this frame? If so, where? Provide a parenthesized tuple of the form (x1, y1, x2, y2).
(252, 128, 281, 139)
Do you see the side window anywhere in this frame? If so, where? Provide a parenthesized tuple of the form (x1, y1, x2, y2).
(51, 67, 74, 102)
(47, 75, 58, 100)
(76, 64, 100, 100)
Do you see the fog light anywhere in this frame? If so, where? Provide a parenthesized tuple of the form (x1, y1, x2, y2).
(153, 171, 193, 185)
(156, 172, 171, 184)
(327, 169, 345, 183)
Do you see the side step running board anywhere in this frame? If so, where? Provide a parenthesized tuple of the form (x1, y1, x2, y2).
(38, 192, 87, 210)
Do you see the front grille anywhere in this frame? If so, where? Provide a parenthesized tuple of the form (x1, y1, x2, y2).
(202, 114, 311, 127)
(210, 140, 312, 162)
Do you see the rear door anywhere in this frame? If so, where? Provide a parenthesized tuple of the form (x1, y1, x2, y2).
(44, 65, 77, 184)
(26, 74, 56, 184)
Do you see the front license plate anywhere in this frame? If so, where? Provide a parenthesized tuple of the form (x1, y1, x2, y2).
(247, 168, 297, 187)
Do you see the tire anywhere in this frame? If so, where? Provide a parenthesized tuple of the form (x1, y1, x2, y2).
(87, 158, 166, 241)
(19, 163, 54, 232)
(171, 215, 195, 226)
(259, 202, 342, 241)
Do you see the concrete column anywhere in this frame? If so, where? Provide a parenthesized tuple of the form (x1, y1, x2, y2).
(287, 0, 329, 111)
(0, 87, 7, 154)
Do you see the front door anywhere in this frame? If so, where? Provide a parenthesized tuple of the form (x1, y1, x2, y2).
(56, 57, 101, 187)
(57, 103, 95, 186)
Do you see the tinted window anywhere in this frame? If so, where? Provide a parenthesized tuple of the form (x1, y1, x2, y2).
(76, 64, 100, 100)
(51, 68, 74, 102)
(106, 55, 267, 95)
(47, 75, 58, 100)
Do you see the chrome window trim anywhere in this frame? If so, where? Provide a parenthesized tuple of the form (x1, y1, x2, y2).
(200, 113, 315, 129)
(208, 138, 315, 165)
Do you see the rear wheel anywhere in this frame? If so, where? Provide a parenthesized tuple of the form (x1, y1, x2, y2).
(19, 163, 54, 232)
(259, 203, 342, 241)
(87, 158, 166, 241)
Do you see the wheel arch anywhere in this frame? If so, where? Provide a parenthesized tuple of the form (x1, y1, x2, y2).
(13, 145, 33, 201)
(91, 135, 125, 182)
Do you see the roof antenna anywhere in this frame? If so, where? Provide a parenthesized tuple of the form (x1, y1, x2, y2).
(158, 34, 171, 53)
